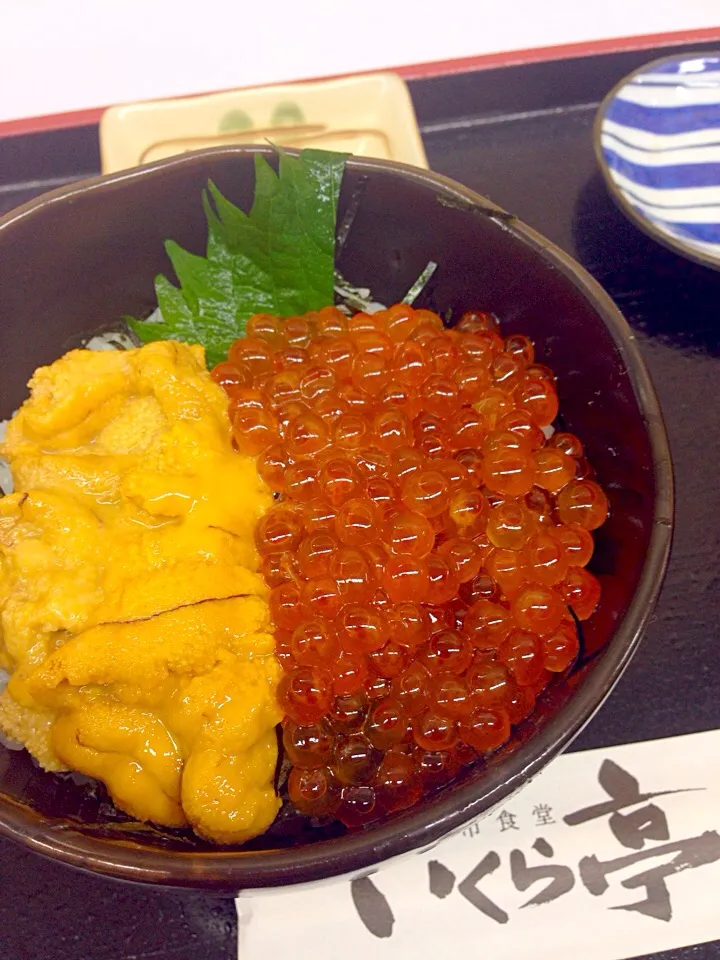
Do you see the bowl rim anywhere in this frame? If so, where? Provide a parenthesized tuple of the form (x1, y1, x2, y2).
(592, 50, 720, 273)
(0, 146, 674, 889)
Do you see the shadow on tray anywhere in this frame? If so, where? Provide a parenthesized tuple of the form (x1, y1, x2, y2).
(571, 172, 720, 358)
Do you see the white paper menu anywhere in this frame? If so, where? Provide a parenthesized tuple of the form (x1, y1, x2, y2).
(237, 729, 720, 960)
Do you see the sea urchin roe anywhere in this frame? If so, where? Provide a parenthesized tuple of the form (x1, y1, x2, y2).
(0, 342, 279, 845)
(218, 304, 609, 829)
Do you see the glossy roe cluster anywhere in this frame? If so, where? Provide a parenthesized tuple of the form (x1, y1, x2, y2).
(212, 304, 609, 828)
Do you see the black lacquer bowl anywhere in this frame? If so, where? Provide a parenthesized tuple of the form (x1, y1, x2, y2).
(0, 147, 673, 890)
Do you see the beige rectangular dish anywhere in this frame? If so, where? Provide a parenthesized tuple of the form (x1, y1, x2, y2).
(100, 72, 428, 173)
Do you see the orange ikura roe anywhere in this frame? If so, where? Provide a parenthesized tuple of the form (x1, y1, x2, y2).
(213, 304, 609, 828)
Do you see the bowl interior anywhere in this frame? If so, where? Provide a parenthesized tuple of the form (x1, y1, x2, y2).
(0, 149, 670, 887)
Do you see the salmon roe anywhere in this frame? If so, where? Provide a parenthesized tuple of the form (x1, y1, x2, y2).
(214, 304, 609, 829)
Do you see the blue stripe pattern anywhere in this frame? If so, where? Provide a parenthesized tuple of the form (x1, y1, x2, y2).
(599, 55, 720, 265)
(607, 155, 720, 191)
(606, 99, 720, 136)
(644, 59, 719, 76)
(664, 222, 720, 244)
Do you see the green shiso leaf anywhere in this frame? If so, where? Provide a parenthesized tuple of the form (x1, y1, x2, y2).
(129, 148, 347, 368)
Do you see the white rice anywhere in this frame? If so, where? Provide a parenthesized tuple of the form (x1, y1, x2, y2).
(0, 418, 16, 745)
(0, 418, 10, 495)
(0, 669, 24, 750)
(83, 331, 136, 351)
(1, 422, 22, 748)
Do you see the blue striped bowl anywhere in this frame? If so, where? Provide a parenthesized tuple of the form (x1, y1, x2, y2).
(595, 53, 720, 270)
